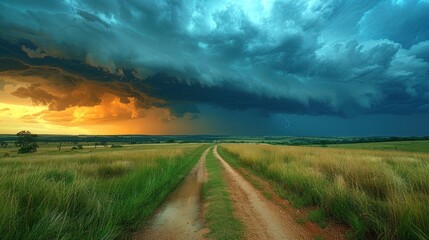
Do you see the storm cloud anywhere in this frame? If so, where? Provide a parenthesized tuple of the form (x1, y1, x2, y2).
(0, 0, 428, 135)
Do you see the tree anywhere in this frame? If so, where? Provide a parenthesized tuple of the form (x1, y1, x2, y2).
(0, 141, 7, 148)
(15, 130, 39, 154)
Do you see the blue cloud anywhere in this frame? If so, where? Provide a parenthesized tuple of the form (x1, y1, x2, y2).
(0, 0, 428, 120)
(358, 0, 429, 48)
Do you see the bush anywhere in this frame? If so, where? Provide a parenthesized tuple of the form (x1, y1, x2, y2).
(110, 145, 123, 148)
(17, 143, 39, 154)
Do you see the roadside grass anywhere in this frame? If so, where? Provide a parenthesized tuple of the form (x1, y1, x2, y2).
(0, 144, 207, 239)
(204, 147, 243, 240)
(308, 208, 328, 228)
(219, 144, 429, 239)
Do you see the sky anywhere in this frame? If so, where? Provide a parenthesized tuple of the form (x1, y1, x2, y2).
(0, 0, 428, 136)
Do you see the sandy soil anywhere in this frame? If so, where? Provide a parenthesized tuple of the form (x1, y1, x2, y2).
(236, 163, 348, 240)
(133, 148, 210, 240)
(133, 146, 346, 240)
(214, 146, 312, 240)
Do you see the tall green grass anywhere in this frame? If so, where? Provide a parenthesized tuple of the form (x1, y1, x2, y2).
(0, 144, 207, 239)
(220, 144, 429, 239)
(204, 147, 243, 239)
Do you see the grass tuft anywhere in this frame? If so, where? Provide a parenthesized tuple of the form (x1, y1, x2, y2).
(308, 208, 328, 228)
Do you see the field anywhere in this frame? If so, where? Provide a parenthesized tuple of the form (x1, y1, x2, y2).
(0, 143, 207, 239)
(323, 140, 429, 153)
(1, 139, 428, 239)
(220, 143, 429, 239)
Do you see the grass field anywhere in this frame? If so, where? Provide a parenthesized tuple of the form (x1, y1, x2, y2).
(203, 147, 243, 239)
(324, 140, 429, 153)
(0, 143, 207, 239)
(220, 143, 429, 239)
(0, 141, 159, 157)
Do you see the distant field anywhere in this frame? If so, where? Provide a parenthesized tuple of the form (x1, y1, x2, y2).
(0, 143, 207, 239)
(0, 141, 198, 157)
(220, 144, 429, 239)
(323, 140, 429, 153)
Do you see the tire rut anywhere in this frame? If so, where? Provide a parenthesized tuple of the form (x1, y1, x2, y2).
(214, 146, 311, 240)
(133, 147, 210, 240)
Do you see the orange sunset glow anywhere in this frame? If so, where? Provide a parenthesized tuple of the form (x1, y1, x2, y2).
(0, 74, 186, 134)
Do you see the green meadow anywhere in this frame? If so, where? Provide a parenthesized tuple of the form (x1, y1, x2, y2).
(0, 143, 207, 239)
(1, 138, 428, 239)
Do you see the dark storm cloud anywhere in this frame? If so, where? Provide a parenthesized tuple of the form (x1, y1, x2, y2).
(7, 69, 162, 111)
(0, 0, 428, 118)
(0, 46, 163, 112)
(143, 73, 345, 116)
(358, 0, 429, 48)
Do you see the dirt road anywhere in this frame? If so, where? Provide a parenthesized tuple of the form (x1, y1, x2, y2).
(213, 146, 311, 240)
(133, 148, 210, 240)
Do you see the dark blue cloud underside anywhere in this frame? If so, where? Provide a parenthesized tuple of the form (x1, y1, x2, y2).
(0, 0, 428, 131)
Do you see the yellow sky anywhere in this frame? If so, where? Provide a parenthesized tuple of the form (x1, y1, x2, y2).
(0, 78, 184, 135)
(0, 99, 185, 134)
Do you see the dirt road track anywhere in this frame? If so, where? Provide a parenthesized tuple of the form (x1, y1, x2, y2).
(133, 147, 210, 240)
(214, 146, 311, 240)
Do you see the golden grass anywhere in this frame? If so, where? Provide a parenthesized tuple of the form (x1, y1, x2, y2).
(221, 144, 429, 239)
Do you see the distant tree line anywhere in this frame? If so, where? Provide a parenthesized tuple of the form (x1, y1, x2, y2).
(0, 134, 428, 149)
(278, 136, 429, 146)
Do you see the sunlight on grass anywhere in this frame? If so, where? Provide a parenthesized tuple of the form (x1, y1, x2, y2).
(0, 144, 207, 239)
(220, 144, 429, 239)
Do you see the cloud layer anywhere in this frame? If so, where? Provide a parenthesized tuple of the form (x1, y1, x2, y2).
(1, 0, 429, 134)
